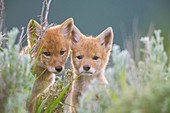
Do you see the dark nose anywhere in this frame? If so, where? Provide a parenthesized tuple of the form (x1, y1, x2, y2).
(83, 65, 90, 71)
(55, 66, 62, 72)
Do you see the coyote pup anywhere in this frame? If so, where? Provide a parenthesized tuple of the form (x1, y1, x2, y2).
(70, 25, 114, 113)
(21, 18, 74, 112)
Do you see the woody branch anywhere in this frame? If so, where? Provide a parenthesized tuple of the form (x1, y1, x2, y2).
(0, 0, 5, 32)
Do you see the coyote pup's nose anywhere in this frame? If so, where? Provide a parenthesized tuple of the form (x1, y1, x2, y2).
(55, 66, 62, 72)
(83, 65, 90, 71)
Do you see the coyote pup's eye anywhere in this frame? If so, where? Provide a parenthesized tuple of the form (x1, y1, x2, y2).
(44, 51, 51, 56)
(60, 50, 65, 55)
(93, 56, 99, 60)
(77, 56, 82, 59)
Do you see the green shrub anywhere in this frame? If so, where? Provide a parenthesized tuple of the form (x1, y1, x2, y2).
(0, 28, 34, 113)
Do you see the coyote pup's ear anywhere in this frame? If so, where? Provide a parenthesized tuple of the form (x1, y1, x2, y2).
(97, 27, 114, 49)
(71, 25, 82, 47)
(27, 19, 41, 47)
(60, 18, 74, 38)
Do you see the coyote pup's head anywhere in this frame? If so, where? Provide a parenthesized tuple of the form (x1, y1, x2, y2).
(71, 25, 114, 76)
(27, 18, 74, 74)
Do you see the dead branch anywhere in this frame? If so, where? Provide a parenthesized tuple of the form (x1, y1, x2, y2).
(0, 0, 5, 32)
(40, 0, 46, 26)
(44, 0, 52, 27)
(19, 27, 25, 46)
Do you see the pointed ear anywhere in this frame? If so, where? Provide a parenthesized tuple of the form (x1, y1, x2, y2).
(60, 18, 74, 38)
(27, 19, 41, 46)
(97, 27, 114, 49)
(71, 25, 82, 47)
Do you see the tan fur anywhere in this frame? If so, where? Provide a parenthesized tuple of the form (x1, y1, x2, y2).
(20, 18, 74, 113)
(70, 26, 114, 113)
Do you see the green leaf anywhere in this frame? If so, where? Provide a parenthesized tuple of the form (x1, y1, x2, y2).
(36, 95, 49, 113)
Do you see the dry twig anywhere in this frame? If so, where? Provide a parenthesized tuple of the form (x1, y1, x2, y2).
(19, 27, 25, 46)
(0, 0, 5, 32)
(44, 0, 52, 27)
(40, 0, 46, 26)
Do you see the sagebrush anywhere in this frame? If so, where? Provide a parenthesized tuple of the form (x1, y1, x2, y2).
(0, 28, 34, 113)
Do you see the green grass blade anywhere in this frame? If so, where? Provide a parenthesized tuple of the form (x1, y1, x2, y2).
(108, 89, 117, 102)
(59, 101, 75, 108)
(32, 44, 44, 74)
(34, 69, 47, 83)
(45, 75, 81, 113)
(31, 20, 36, 48)
(0, 46, 3, 50)
(120, 69, 127, 90)
(36, 95, 49, 113)
(0, 37, 8, 41)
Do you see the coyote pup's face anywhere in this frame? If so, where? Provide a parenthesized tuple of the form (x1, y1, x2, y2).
(27, 18, 74, 74)
(71, 26, 114, 76)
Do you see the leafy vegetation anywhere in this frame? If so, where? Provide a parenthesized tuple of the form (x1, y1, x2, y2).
(0, 28, 34, 113)
(0, 24, 169, 113)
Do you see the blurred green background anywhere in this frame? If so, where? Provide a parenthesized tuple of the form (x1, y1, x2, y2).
(4, 0, 170, 56)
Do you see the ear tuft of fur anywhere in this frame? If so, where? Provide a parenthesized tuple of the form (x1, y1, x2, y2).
(27, 19, 41, 47)
(97, 27, 114, 49)
(71, 25, 82, 47)
(60, 18, 74, 38)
